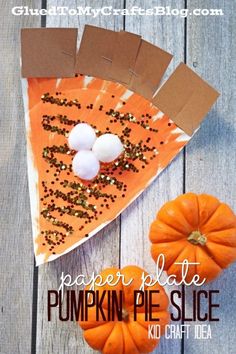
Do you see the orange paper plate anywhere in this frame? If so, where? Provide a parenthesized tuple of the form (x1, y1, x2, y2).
(23, 75, 190, 265)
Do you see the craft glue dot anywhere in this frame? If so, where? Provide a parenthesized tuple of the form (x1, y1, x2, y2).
(92, 134, 124, 163)
(72, 150, 100, 180)
(68, 123, 96, 151)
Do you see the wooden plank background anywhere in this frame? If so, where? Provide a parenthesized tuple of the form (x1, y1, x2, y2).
(0, 0, 235, 353)
(0, 1, 40, 354)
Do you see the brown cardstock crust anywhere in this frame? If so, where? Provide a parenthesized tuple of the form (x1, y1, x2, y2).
(128, 39, 173, 99)
(152, 63, 220, 135)
(110, 30, 142, 85)
(76, 25, 173, 99)
(21, 26, 220, 135)
(21, 28, 78, 78)
(75, 25, 116, 80)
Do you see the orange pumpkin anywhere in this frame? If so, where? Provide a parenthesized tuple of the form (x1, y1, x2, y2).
(79, 266, 169, 354)
(150, 193, 236, 283)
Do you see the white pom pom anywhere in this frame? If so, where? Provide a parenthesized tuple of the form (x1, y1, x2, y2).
(68, 123, 96, 151)
(72, 151, 100, 181)
(92, 134, 123, 163)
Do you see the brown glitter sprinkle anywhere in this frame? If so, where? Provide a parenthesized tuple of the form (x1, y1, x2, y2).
(42, 122, 69, 137)
(94, 174, 124, 191)
(41, 230, 67, 248)
(106, 109, 158, 132)
(42, 204, 90, 219)
(41, 93, 81, 109)
(62, 180, 117, 200)
(41, 208, 74, 233)
(52, 190, 96, 212)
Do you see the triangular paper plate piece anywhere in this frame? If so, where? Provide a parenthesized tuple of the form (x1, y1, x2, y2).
(21, 27, 219, 265)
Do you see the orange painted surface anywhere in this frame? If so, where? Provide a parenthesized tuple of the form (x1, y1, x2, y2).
(26, 75, 189, 263)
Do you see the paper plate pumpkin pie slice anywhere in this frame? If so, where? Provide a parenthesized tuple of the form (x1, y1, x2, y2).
(24, 75, 190, 265)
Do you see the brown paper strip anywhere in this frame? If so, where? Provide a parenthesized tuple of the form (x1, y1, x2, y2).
(21, 28, 78, 78)
(110, 31, 142, 84)
(152, 63, 220, 135)
(128, 40, 173, 99)
(75, 25, 116, 80)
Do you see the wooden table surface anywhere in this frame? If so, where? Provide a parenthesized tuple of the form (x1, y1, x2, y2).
(1, 0, 235, 353)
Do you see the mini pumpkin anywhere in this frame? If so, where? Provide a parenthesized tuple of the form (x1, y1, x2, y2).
(150, 193, 236, 283)
(79, 266, 169, 354)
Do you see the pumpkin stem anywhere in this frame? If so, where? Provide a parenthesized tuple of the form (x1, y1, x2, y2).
(122, 308, 129, 322)
(188, 231, 207, 246)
